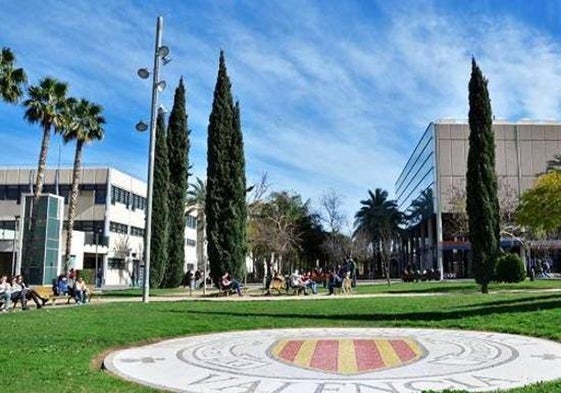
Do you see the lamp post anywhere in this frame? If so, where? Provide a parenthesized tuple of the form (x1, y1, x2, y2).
(12, 215, 20, 276)
(137, 16, 171, 303)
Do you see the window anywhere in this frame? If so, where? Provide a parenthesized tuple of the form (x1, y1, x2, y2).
(130, 226, 144, 237)
(110, 185, 130, 207)
(130, 193, 146, 211)
(185, 238, 196, 247)
(110, 185, 140, 209)
(94, 185, 107, 204)
(108, 258, 125, 269)
(109, 221, 128, 234)
(6, 185, 19, 200)
(186, 215, 197, 229)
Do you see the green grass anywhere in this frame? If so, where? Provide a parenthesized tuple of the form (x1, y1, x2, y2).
(2, 285, 561, 392)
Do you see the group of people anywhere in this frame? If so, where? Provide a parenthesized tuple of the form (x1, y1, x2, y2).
(183, 268, 206, 290)
(287, 270, 318, 295)
(530, 258, 553, 279)
(53, 269, 90, 305)
(402, 266, 442, 282)
(0, 274, 49, 312)
(262, 258, 358, 296)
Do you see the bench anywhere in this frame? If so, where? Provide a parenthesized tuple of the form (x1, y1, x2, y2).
(26, 285, 99, 307)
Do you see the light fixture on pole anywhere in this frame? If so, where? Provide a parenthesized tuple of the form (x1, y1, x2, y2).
(136, 15, 171, 303)
(137, 68, 150, 79)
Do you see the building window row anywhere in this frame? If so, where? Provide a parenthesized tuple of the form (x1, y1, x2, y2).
(130, 226, 145, 237)
(109, 221, 128, 234)
(0, 183, 107, 204)
(186, 215, 197, 229)
(186, 238, 196, 247)
(73, 220, 105, 234)
(111, 185, 146, 211)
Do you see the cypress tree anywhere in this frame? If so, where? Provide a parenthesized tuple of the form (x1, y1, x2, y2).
(150, 111, 169, 288)
(466, 58, 500, 294)
(229, 101, 248, 279)
(206, 51, 247, 284)
(163, 78, 189, 288)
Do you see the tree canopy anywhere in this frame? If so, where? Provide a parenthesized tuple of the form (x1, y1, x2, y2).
(516, 171, 561, 236)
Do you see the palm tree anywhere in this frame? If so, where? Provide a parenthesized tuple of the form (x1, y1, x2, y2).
(0, 47, 27, 103)
(354, 188, 403, 285)
(60, 98, 105, 273)
(23, 77, 69, 200)
(186, 177, 207, 293)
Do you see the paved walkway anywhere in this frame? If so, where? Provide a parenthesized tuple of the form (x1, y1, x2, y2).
(104, 327, 561, 392)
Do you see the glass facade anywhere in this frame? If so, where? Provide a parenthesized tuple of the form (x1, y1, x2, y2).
(21, 194, 63, 285)
(395, 124, 436, 215)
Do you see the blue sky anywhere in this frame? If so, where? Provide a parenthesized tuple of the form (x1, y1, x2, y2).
(2, 0, 561, 229)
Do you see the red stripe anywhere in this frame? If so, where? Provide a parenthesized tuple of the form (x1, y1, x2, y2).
(279, 340, 304, 362)
(310, 340, 338, 372)
(354, 339, 385, 371)
(390, 339, 416, 362)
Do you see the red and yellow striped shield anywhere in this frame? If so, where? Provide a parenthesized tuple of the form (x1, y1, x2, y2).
(269, 337, 425, 374)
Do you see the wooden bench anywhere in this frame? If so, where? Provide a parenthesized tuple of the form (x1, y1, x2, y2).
(36, 286, 71, 305)
(34, 285, 99, 306)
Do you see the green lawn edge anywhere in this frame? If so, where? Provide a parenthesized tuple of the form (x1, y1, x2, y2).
(2, 284, 561, 392)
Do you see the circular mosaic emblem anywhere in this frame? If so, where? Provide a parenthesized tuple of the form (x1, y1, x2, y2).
(104, 328, 561, 392)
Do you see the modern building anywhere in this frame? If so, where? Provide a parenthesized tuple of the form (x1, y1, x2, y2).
(0, 167, 199, 286)
(395, 119, 561, 278)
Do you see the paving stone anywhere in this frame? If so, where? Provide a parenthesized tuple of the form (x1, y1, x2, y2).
(104, 327, 561, 392)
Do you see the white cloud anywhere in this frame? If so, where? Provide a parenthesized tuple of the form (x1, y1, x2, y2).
(2, 1, 561, 224)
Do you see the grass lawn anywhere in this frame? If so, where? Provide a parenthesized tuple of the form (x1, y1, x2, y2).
(2, 284, 561, 392)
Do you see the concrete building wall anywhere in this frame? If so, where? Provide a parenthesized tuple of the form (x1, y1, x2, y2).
(435, 121, 561, 213)
(0, 167, 200, 286)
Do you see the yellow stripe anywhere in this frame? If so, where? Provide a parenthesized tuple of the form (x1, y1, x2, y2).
(337, 339, 358, 374)
(271, 340, 288, 357)
(376, 339, 401, 368)
(292, 339, 317, 368)
(404, 338, 423, 357)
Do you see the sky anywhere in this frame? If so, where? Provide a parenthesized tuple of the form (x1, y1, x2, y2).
(2, 0, 561, 231)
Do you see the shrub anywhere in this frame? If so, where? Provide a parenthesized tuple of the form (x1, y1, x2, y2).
(495, 253, 526, 283)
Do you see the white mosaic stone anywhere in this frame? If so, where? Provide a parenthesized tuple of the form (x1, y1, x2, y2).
(104, 328, 561, 392)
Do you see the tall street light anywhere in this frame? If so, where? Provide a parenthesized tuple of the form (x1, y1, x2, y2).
(137, 16, 172, 303)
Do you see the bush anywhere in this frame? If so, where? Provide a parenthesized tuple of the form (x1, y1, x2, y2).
(495, 253, 526, 283)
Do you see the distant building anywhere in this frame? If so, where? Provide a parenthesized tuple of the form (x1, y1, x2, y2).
(0, 167, 199, 286)
(395, 120, 561, 278)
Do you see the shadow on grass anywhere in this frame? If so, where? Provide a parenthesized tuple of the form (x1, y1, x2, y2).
(452, 293, 561, 309)
(179, 295, 561, 323)
(381, 284, 477, 294)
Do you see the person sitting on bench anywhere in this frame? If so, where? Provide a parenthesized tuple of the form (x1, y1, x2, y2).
(15, 275, 47, 308)
(221, 271, 242, 296)
(288, 270, 307, 295)
(73, 277, 89, 304)
(0, 275, 11, 312)
(327, 269, 342, 295)
(56, 275, 71, 296)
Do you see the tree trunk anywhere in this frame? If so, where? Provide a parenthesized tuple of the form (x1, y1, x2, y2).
(25, 124, 52, 269)
(34, 124, 51, 201)
(64, 140, 83, 274)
